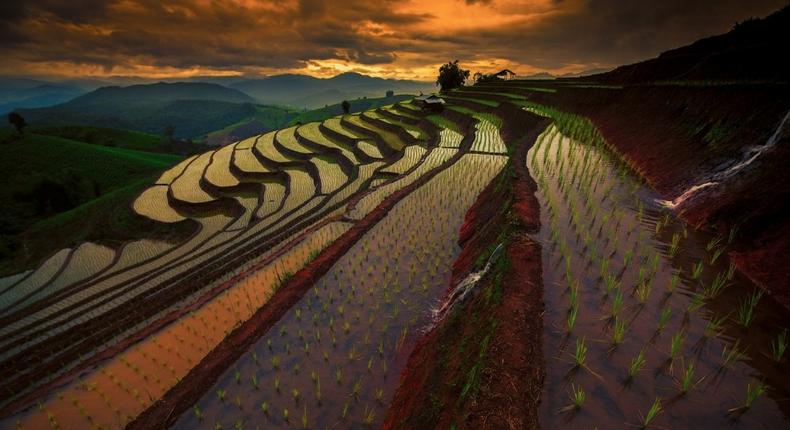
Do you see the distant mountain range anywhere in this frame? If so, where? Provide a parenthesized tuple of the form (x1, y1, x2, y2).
(591, 5, 790, 83)
(16, 82, 263, 138)
(230, 72, 434, 108)
(12, 77, 427, 140)
(0, 79, 86, 114)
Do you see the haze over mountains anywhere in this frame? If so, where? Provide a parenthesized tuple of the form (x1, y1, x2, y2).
(3, 72, 434, 139)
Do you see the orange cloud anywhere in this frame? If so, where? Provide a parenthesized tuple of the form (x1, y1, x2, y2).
(0, 0, 786, 81)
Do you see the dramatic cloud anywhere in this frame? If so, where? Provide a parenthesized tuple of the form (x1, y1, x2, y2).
(0, 0, 785, 80)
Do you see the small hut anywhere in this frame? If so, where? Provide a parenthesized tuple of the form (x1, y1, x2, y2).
(416, 94, 446, 112)
(494, 69, 516, 80)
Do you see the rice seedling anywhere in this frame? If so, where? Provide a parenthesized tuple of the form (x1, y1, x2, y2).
(737, 290, 763, 328)
(302, 405, 309, 429)
(567, 305, 578, 332)
(656, 305, 672, 332)
(261, 402, 269, 416)
(669, 331, 686, 361)
(559, 383, 586, 413)
(704, 273, 728, 299)
(568, 280, 579, 309)
(604, 274, 619, 295)
(703, 314, 727, 338)
(667, 272, 680, 293)
(573, 337, 587, 368)
(726, 262, 737, 280)
(216, 389, 226, 403)
(624, 249, 634, 267)
(627, 349, 646, 381)
(637, 398, 662, 428)
(678, 361, 700, 394)
(352, 378, 363, 399)
(770, 329, 787, 363)
(706, 236, 722, 252)
(728, 381, 765, 416)
(691, 261, 704, 280)
(710, 248, 724, 265)
(721, 340, 746, 369)
(686, 292, 706, 313)
(363, 405, 376, 425)
(193, 405, 204, 422)
(635, 281, 651, 305)
(612, 318, 627, 346)
(610, 289, 624, 318)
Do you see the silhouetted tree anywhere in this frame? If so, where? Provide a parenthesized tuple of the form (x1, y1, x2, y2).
(8, 112, 26, 135)
(437, 60, 470, 92)
(386, 90, 394, 97)
(341, 100, 350, 114)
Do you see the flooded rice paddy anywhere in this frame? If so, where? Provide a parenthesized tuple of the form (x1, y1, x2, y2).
(530, 125, 790, 429)
(173, 153, 507, 429)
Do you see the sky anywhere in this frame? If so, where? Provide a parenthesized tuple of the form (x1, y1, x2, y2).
(0, 0, 786, 82)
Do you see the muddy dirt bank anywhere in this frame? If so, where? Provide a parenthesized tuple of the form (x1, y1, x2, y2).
(382, 114, 548, 429)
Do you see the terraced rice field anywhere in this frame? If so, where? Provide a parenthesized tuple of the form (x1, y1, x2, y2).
(3, 88, 787, 430)
(0, 98, 516, 429)
(530, 124, 790, 429)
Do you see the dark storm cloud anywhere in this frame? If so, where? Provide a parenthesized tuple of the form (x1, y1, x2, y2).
(0, 0, 786, 78)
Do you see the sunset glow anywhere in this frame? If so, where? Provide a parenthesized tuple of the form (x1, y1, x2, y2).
(2, 0, 785, 81)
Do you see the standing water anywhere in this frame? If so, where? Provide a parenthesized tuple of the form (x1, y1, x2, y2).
(173, 152, 508, 429)
(529, 125, 790, 429)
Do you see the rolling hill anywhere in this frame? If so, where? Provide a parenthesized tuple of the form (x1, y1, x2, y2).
(0, 78, 85, 114)
(0, 128, 188, 275)
(591, 5, 790, 83)
(16, 82, 265, 139)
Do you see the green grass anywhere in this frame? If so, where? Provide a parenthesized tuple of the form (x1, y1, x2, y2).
(426, 114, 462, 134)
(0, 130, 189, 275)
(446, 106, 504, 129)
(202, 104, 301, 143)
(29, 125, 164, 152)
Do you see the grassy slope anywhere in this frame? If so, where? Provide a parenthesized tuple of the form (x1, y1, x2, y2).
(202, 105, 301, 144)
(0, 130, 189, 276)
(29, 125, 162, 152)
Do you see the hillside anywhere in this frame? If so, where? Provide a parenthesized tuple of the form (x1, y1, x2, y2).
(0, 82, 84, 114)
(15, 82, 266, 139)
(28, 125, 163, 152)
(231, 72, 434, 108)
(68, 82, 254, 105)
(0, 130, 188, 275)
(591, 5, 790, 83)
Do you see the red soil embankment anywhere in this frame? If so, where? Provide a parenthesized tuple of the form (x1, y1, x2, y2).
(383, 114, 548, 429)
(524, 84, 790, 307)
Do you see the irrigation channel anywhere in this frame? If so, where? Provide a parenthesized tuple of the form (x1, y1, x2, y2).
(530, 124, 790, 429)
(173, 151, 507, 429)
